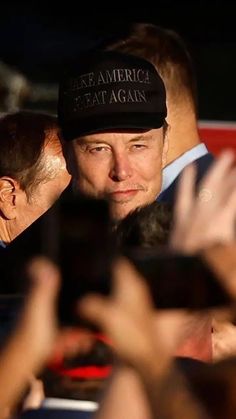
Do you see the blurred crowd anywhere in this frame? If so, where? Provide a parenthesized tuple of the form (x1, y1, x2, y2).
(0, 22, 236, 419)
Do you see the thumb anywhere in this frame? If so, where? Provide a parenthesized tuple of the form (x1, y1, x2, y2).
(78, 295, 111, 330)
(18, 256, 61, 354)
(26, 256, 60, 311)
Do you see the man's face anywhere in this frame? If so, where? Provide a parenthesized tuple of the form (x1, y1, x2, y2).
(14, 138, 71, 240)
(0, 132, 71, 244)
(29, 139, 71, 212)
(69, 128, 167, 220)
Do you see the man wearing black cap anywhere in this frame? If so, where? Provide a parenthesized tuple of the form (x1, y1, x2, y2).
(58, 50, 168, 221)
(103, 23, 214, 205)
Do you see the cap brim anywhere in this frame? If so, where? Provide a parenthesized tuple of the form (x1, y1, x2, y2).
(61, 113, 166, 141)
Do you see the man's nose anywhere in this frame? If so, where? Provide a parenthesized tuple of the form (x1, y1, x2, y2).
(109, 152, 133, 181)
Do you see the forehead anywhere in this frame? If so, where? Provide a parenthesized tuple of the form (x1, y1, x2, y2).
(74, 128, 164, 145)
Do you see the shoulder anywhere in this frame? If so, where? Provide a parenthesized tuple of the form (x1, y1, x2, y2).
(158, 152, 215, 205)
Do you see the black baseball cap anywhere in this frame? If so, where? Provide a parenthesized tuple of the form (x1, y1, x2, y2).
(58, 50, 167, 141)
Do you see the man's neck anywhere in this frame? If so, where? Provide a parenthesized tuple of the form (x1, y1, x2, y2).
(166, 101, 200, 166)
(166, 126, 200, 166)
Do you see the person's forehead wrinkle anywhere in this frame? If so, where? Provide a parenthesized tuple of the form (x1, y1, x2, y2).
(77, 133, 145, 144)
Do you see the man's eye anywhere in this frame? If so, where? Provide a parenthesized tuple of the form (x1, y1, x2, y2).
(90, 146, 108, 153)
(132, 144, 147, 150)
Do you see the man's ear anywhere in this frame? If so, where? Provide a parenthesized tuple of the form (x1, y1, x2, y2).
(0, 177, 20, 220)
(162, 125, 169, 168)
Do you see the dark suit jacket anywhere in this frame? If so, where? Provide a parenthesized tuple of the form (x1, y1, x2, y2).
(0, 205, 56, 294)
(0, 205, 61, 346)
(158, 153, 215, 205)
(0, 184, 73, 294)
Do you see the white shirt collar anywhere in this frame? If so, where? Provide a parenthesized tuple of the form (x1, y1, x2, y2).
(161, 143, 208, 193)
(0, 240, 6, 248)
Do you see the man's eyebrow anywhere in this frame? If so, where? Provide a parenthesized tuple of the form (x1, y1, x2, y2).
(76, 137, 107, 144)
(76, 134, 150, 144)
(129, 135, 148, 142)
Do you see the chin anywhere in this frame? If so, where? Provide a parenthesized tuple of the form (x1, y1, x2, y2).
(110, 203, 138, 222)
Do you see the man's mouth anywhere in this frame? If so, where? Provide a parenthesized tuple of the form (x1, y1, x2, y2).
(108, 189, 140, 202)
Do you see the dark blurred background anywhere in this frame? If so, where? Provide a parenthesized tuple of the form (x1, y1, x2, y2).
(0, 1, 236, 120)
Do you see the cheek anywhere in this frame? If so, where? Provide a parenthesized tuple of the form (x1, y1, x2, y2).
(43, 171, 71, 203)
(32, 185, 55, 210)
(51, 173, 71, 201)
(134, 152, 163, 182)
(75, 155, 110, 190)
(55, 169, 71, 194)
